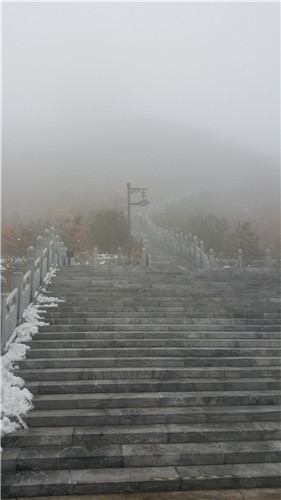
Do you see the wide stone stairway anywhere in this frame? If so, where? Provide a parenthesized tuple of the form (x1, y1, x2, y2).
(2, 247, 281, 497)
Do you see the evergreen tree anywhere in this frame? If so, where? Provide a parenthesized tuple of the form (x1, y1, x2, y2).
(233, 222, 264, 260)
(89, 210, 128, 253)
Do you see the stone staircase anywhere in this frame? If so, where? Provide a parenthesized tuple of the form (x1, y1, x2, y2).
(2, 248, 281, 497)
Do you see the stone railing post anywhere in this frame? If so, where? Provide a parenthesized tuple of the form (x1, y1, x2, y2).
(176, 234, 180, 253)
(237, 249, 244, 269)
(199, 240, 204, 268)
(50, 227, 56, 265)
(209, 249, 216, 269)
(179, 233, 183, 254)
(93, 246, 98, 267)
(164, 229, 169, 248)
(194, 236, 199, 264)
(36, 236, 44, 259)
(64, 247, 68, 266)
(36, 236, 44, 283)
(26, 246, 35, 301)
(143, 238, 150, 266)
(59, 241, 64, 266)
(117, 247, 123, 266)
(1, 276, 6, 345)
(44, 229, 51, 271)
(12, 258, 23, 324)
(146, 250, 151, 267)
(55, 236, 60, 265)
(265, 249, 272, 268)
(188, 233, 192, 257)
(184, 235, 188, 257)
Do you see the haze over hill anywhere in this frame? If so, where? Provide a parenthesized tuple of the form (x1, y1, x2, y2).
(2, 2, 279, 230)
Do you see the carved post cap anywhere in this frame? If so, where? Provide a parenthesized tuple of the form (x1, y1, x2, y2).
(1, 276, 6, 293)
(188, 233, 192, 238)
(184, 235, 188, 241)
(94, 246, 98, 251)
(200, 240, 204, 250)
(14, 258, 23, 271)
(118, 247, 122, 253)
(194, 235, 198, 244)
(50, 227, 56, 235)
(209, 248, 214, 255)
(238, 248, 243, 255)
(27, 246, 35, 257)
(44, 229, 50, 238)
(64, 246, 67, 252)
(55, 235, 60, 243)
(36, 236, 44, 246)
(266, 248, 271, 255)
(60, 241, 64, 248)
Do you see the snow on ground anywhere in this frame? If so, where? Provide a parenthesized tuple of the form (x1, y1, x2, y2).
(1, 267, 64, 436)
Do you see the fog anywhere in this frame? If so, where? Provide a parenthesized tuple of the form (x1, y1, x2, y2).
(2, 2, 280, 225)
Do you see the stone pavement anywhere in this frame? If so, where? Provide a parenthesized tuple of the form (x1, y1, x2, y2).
(2, 242, 281, 497)
(9, 487, 281, 500)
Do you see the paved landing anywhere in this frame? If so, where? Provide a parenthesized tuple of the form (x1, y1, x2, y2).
(10, 487, 281, 500)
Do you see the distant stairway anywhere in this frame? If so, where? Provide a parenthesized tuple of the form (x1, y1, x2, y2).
(2, 249, 281, 497)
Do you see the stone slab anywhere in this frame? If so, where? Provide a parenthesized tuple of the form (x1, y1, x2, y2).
(68, 466, 180, 495)
(1, 469, 69, 497)
(16, 444, 122, 470)
(7, 489, 281, 500)
(177, 462, 281, 490)
(2, 426, 74, 448)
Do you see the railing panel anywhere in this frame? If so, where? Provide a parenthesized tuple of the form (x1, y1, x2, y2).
(34, 257, 41, 292)
(42, 249, 48, 277)
(1, 226, 67, 353)
(22, 271, 31, 310)
(3, 288, 18, 350)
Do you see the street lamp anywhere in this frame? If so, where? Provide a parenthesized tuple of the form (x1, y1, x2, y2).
(127, 182, 149, 258)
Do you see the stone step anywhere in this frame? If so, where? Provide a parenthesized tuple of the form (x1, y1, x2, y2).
(17, 356, 281, 370)
(25, 377, 281, 395)
(26, 338, 281, 349)
(42, 305, 281, 314)
(31, 391, 281, 410)
(46, 297, 279, 305)
(18, 365, 281, 381)
(3, 421, 280, 448)
(2, 440, 281, 472)
(42, 308, 281, 318)
(3, 257, 280, 497)
(44, 317, 281, 325)
(25, 347, 281, 360)
(40, 312, 281, 330)
(23, 405, 281, 427)
(3, 462, 280, 497)
(33, 331, 281, 340)
(52, 286, 280, 292)
(47, 295, 278, 302)
(50, 294, 280, 302)
(51, 277, 280, 284)
(38, 323, 281, 332)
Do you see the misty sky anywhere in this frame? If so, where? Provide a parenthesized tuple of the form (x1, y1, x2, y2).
(2, 1, 280, 221)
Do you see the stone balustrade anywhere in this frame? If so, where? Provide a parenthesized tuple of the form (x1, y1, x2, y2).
(1, 227, 68, 353)
(145, 212, 276, 271)
(92, 236, 150, 269)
